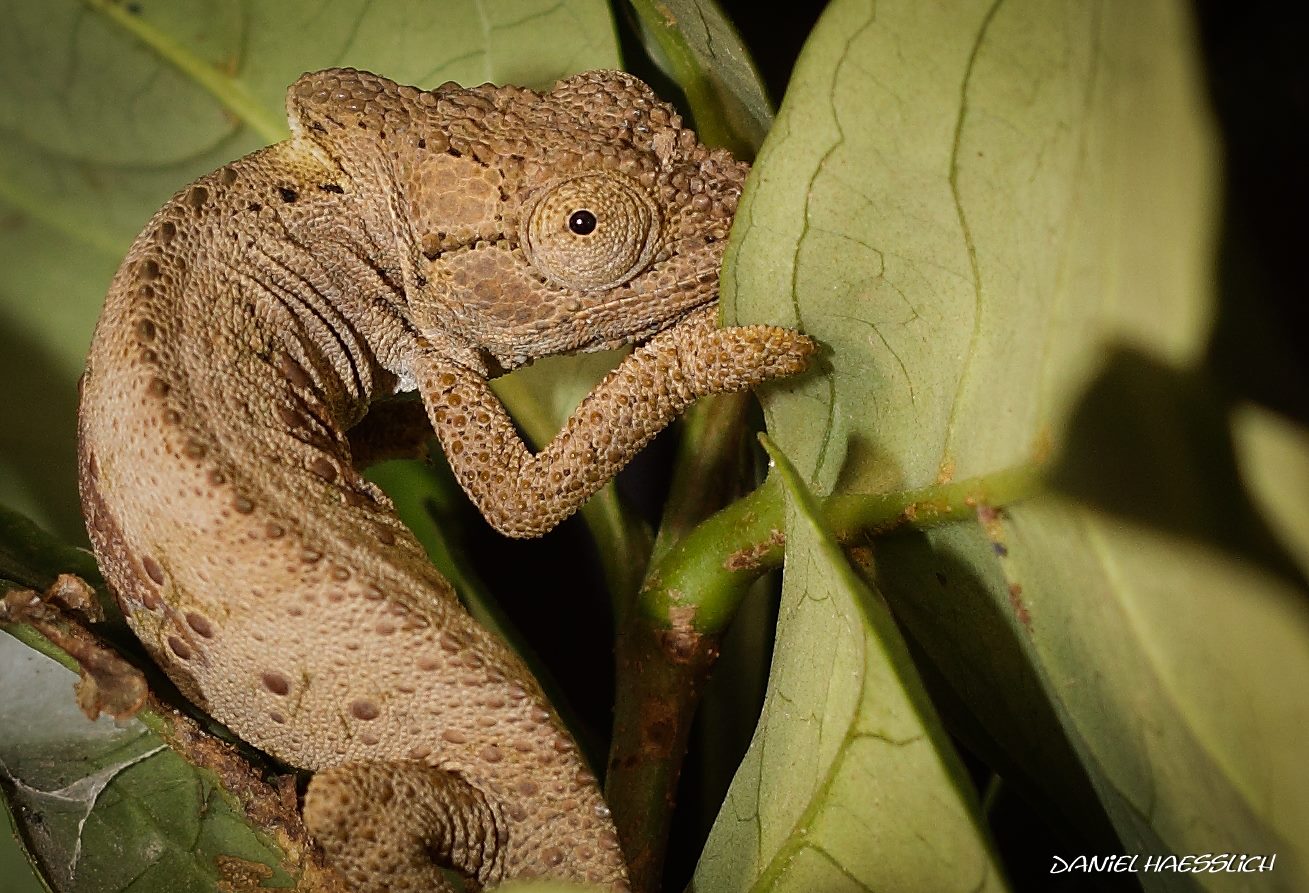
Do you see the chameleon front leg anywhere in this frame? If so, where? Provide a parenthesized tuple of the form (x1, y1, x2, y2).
(415, 306, 816, 538)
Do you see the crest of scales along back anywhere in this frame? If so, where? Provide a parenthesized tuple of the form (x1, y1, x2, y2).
(77, 68, 814, 891)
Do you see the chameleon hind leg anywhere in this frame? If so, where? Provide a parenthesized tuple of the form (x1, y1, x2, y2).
(304, 761, 504, 892)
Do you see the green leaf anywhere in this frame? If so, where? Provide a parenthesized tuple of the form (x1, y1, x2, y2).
(0, 510, 101, 594)
(0, 631, 308, 893)
(874, 495, 1309, 888)
(1232, 404, 1309, 580)
(0, 0, 620, 539)
(623, 0, 772, 156)
(1049, 348, 1305, 579)
(724, 0, 1218, 499)
(693, 437, 1006, 892)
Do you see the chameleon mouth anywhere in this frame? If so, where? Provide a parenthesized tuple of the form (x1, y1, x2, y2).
(577, 264, 719, 323)
(583, 230, 725, 313)
(551, 264, 719, 355)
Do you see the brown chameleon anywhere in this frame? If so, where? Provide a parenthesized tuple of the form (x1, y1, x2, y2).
(77, 68, 814, 891)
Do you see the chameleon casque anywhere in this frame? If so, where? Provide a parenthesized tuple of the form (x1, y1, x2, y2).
(77, 68, 814, 891)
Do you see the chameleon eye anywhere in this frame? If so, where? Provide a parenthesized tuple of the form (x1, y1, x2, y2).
(522, 173, 661, 291)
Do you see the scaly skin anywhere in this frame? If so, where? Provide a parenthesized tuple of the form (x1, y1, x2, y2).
(77, 68, 814, 891)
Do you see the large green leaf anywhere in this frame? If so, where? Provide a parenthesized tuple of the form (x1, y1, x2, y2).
(693, 439, 1007, 892)
(725, 0, 1217, 497)
(1233, 404, 1309, 577)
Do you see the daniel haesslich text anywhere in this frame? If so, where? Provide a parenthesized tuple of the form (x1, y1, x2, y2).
(1051, 854, 1277, 875)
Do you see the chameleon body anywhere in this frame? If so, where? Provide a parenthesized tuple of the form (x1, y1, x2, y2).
(77, 68, 813, 891)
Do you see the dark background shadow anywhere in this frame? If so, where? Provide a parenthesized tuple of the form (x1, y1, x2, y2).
(0, 306, 84, 544)
(1194, 1, 1308, 429)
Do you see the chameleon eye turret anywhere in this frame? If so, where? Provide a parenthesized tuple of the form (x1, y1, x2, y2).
(522, 171, 662, 291)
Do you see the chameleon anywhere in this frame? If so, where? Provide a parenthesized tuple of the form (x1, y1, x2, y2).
(77, 67, 814, 891)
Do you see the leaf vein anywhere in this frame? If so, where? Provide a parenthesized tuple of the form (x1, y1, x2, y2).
(940, 0, 1006, 469)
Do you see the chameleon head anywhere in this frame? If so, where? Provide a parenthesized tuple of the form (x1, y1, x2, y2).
(288, 68, 750, 370)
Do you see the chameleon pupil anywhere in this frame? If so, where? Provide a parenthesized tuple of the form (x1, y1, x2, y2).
(568, 209, 597, 236)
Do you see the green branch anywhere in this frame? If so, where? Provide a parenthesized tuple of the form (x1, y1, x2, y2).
(641, 459, 1047, 633)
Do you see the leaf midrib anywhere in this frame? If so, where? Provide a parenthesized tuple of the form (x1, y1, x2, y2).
(82, 0, 285, 144)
